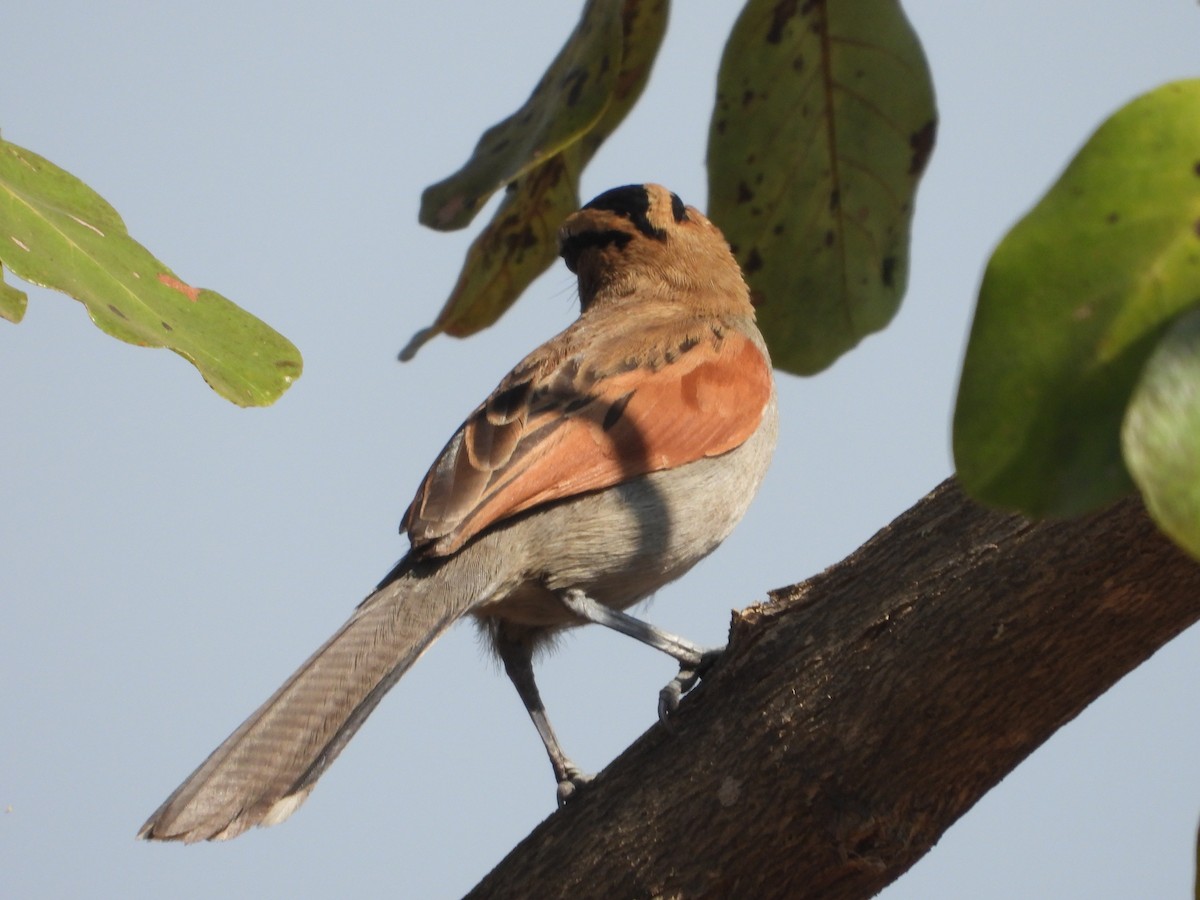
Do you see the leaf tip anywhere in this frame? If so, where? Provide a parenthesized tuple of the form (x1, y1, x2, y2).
(399, 325, 439, 362)
(419, 181, 479, 231)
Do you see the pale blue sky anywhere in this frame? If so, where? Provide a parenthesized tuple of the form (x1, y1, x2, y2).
(2, 2, 1198, 897)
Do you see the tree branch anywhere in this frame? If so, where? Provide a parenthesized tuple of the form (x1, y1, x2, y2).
(466, 478, 1200, 899)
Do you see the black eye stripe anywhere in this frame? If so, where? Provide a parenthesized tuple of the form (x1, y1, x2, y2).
(559, 228, 633, 272)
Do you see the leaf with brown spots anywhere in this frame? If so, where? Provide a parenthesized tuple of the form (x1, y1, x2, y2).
(156, 273, 201, 302)
(403, 153, 584, 360)
(0, 138, 302, 406)
(707, 0, 937, 375)
(405, 0, 668, 359)
(418, 0, 623, 232)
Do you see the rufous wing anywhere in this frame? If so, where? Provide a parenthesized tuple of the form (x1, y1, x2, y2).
(404, 329, 772, 557)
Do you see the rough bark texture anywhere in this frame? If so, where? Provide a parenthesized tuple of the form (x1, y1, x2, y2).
(466, 477, 1200, 900)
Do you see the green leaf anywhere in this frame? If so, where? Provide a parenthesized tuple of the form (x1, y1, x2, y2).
(1122, 308, 1200, 560)
(0, 139, 302, 406)
(954, 80, 1200, 515)
(707, 0, 937, 375)
(0, 263, 28, 323)
(418, 0, 624, 232)
(404, 0, 668, 359)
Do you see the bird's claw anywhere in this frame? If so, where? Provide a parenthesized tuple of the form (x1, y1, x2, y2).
(658, 647, 724, 725)
(556, 767, 593, 806)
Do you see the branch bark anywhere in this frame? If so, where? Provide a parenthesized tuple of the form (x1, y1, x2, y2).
(466, 478, 1200, 899)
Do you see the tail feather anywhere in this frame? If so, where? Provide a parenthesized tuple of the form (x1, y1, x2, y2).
(139, 566, 470, 842)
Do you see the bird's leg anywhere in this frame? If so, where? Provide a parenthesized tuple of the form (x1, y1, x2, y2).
(558, 589, 725, 723)
(494, 629, 592, 805)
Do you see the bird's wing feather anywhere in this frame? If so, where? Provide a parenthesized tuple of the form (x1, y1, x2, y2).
(405, 325, 772, 556)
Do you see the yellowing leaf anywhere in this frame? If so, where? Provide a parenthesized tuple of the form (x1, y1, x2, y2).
(405, 0, 668, 359)
(419, 0, 624, 232)
(0, 139, 302, 407)
(402, 154, 582, 360)
(708, 0, 937, 375)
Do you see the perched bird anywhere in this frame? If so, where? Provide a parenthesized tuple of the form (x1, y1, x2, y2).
(139, 183, 778, 842)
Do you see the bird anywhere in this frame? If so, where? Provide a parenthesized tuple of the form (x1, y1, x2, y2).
(138, 183, 778, 842)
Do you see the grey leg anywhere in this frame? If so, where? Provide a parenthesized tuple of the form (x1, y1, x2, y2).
(493, 629, 592, 805)
(559, 589, 725, 722)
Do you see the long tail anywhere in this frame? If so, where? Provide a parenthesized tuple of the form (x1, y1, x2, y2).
(139, 560, 472, 842)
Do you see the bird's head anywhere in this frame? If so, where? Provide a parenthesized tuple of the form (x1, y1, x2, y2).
(558, 184, 750, 314)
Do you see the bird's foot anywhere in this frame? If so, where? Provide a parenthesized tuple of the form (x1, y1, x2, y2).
(658, 646, 725, 724)
(556, 766, 594, 806)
